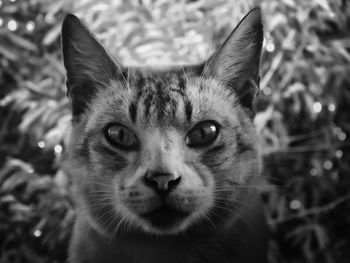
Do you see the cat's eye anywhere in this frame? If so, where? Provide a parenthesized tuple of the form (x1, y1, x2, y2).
(105, 124, 138, 150)
(185, 121, 219, 148)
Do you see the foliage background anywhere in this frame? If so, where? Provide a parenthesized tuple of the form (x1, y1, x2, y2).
(0, 0, 349, 262)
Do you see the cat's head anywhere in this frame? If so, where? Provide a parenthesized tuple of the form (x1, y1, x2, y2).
(62, 9, 263, 236)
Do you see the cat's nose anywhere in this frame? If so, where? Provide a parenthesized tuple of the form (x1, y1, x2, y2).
(143, 171, 181, 195)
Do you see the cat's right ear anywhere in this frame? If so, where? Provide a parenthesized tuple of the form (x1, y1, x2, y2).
(202, 8, 263, 111)
(61, 14, 122, 116)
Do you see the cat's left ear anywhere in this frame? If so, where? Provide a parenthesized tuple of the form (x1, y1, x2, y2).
(204, 8, 263, 110)
(61, 14, 123, 116)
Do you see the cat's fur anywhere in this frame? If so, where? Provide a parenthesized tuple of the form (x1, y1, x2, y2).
(62, 8, 267, 263)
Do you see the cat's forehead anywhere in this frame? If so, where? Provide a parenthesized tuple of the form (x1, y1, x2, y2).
(85, 69, 237, 130)
(133, 70, 187, 94)
(131, 70, 187, 122)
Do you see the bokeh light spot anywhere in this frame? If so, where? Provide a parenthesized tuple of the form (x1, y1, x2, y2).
(313, 102, 322, 113)
(8, 20, 18, 31)
(289, 200, 301, 210)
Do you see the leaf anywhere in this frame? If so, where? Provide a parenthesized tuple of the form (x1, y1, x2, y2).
(1, 170, 32, 193)
(25, 177, 54, 199)
(0, 44, 18, 61)
(6, 33, 38, 52)
(42, 24, 61, 46)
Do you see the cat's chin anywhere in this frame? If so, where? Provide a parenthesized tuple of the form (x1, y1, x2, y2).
(140, 204, 190, 233)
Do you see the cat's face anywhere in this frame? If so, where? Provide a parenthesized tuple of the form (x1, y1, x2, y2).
(62, 9, 263, 236)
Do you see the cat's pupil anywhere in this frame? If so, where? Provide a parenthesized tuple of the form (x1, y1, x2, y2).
(200, 127, 205, 138)
(119, 128, 124, 142)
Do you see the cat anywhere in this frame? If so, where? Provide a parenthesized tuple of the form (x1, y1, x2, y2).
(62, 7, 267, 263)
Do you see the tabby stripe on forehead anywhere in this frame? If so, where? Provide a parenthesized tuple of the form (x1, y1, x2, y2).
(184, 98, 193, 122)
(129, 101, 137, 123)
(178, 73, 186, 92)
(135, 74, 145, 99)
(143, 93, 153, 119)
(170, 99, 178, 120)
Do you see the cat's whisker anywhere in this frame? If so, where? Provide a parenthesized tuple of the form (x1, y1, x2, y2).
(106, 214, 123, 243)
(214, 197, 267, 215)
(87, 190, 116, 196)
(79, 202, 110, 211)
(75, 205, 112, 219)
(212, 181, 273, 188)
(215, 186, 276, 191)
(112, 214, 128, 238)
(127, 67, 131, 92)
(87, 187, 115, 192)
(83, 210, 111, 229)
(83, 180, 115, 187)
(85, 189, 114, 195)
(117, 65, 129, 87)
(180, 64, 189, 84)
(212, 201, 257, 235)
(256, 176, 283, 184)
(202, 211, 219, 232)
(213, 189, 276, 196)
(85, 200, 111, 207)
(88, 199, 113, 206)
(87, 193, 115, 199)
(126, 216, 134, 233)
(213, 185, 276, 191)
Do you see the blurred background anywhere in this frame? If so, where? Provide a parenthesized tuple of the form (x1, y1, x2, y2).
(0, 0, 349, 262)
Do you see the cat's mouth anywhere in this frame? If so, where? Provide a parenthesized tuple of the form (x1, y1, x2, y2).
(140, 204, 190, 229)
